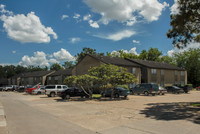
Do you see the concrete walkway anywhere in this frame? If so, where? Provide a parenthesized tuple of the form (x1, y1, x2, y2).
(0, 101, 7, 134)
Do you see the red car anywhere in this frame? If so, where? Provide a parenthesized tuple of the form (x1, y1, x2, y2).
(196, 86, 200, 91)
(26, 85, 42, 94)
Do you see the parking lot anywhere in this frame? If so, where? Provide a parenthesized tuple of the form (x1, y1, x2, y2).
(1, 91, 200, 134)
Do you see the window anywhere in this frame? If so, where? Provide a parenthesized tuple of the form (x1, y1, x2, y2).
(181, 71, 185, 76)
(57, 86, 61, 89)
(55, 76, 58, 80)
(132, 68, 136, 74)
(49, 77, 52, 80)
(181, 81, 185, 86)
(39, 77, 42, 80)
(129, 83, 136, 88)
(175, 71, 178, 75)
(151, 69, 156, 74)
(161, 70, 164, 75)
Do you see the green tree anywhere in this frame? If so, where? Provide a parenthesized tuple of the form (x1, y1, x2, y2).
(64, 75, 98, 99)
(63, 61, 75, 69)
(167, 0, 200, 48)
(50, 63, 63, 71)
(107, 50, 138, 59)
(174, 48, 200, 86)
(139, 48, 162, 61)
(76, 47, 104, 63)
(89, 64, 137, 98)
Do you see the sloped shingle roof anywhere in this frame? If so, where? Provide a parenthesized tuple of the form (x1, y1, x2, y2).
(126, 59, 184, 70)
(48, 69, 72, 76)
(88, 54, 141, 67)
(21, 70, 54, 77)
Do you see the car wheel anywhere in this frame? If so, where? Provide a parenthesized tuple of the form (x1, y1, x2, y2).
(50, 92, 55, 97)
(47, 95, 51, 97)
(130, 91, 134, 95)
(144, 91, 149, 96)
(66, 94, 70, 99)
(114, 93, 119, 98)
(124, 95, 127, 99)
(61, 95, 66, 100)
(162, 93, 165, 95)
(152, 93, 155, 96)
(37, 92, 41, 95)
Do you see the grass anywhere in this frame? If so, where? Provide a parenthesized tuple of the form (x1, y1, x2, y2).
(191, 103, 200, 107)
(92, 94, 101, 99)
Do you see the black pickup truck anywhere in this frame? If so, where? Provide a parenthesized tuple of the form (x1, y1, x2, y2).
(57, 87, 89, 99)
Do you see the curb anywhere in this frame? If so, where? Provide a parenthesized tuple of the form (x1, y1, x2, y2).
(0, 102, 8, 134)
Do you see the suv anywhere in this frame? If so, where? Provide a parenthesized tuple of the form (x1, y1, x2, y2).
(101, 87, 130, 98)
(130, 83, 159, 96)
(57, 87, 89, 100)
(45, 85, 68, 97)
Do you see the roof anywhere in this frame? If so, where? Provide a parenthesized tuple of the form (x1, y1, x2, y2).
(48, 69, 72, 76)
(21, 70, 54, 77)
(126, 59, 185, 70)
(87, 54, 141, 67)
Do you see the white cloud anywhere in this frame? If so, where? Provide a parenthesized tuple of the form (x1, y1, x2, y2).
(88, 20, 99, 28)
(170, 0, 179, 15)
(83, 14, 91, 21)
(53, 48, 75, 62)
(111, 47, 139, 56)
(84, 0, 169, 25)
(83, 14, 99, 28)
(12, 50, 16, 54)
(73, 13, 80, 19)
(70, 37, 81, 44)
(0, 4, 13, 15)
(94, 30, 135, 41)
(19, 51, 50, 67)
(0, 11, 58, 43)
(61, 14, 69, 20)
(19, 49, 75, 67)
(132, 40, 140, 44)
(167, 42, 200, 57)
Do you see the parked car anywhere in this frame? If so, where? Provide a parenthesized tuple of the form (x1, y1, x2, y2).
(130, 83, 159, 96)
(0, 87, 3, 91)
(45, 85, 68, 97)
(196, 86, 200, 91)
(101, 87, 130, 98)
(158, 86, 167, 95)
(16, 86, 26, 92)
(26, 84, 43, 94)
(165, 86, 184, 94)
(3, 85, 15, 91)
(57, 87, 89, 99)
(175, 84, 192, 93)
(32, 86, 45, 95)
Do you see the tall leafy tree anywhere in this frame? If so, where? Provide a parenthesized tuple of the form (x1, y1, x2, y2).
(174, 48, 200, 86)
(63, 61, 75, 69)
(76, 47, 104, 62)
(167, 0, 200, 48)
(50, 63, 64, 71)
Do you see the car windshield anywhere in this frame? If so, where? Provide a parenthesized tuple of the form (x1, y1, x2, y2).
(172, 86, 179, 89)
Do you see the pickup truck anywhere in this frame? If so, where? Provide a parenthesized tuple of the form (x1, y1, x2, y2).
(57, 87, 89, 99)
(45, 85, 68, 97)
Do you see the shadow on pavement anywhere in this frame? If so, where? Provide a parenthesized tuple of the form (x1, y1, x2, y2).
(140, 102, 200, 124)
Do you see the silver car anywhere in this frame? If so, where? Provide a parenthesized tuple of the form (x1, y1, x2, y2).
(32, 86, 45, 95)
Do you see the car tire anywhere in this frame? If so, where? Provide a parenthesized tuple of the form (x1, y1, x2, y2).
(50, 92, 55, 97)
(144, 91, 149, 96)
(162, 93, 165, 95)
(61, 95, 66, 100)
(124, 95, 127, 99)
(47, 95, 51, 97)
(152, 93, 155, 96)
(37, 92, 41, 95)
(114, 93, 119, 98)
(66, 94, 70, 99)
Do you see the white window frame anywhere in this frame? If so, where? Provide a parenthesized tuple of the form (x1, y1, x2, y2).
(151, 69, 157, 74)
(132, 67, 136, 74)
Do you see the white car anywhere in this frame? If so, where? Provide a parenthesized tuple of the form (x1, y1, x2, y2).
(32, 86, 45, 95)
(45, 85, 68, 97)
(158, 86, 167, 95)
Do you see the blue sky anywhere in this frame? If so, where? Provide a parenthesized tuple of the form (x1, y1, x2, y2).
(0, 0, 198, 67)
